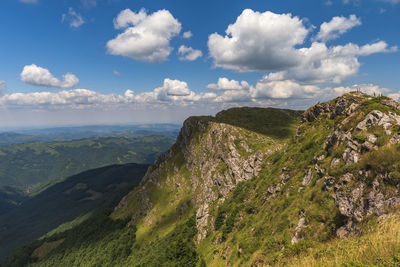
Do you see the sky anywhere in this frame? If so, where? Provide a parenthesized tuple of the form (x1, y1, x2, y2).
(0, 0, 399, 127)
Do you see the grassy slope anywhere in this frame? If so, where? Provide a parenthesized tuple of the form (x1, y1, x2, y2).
(198, 93, 400, 266)
(0, 163, 149, 260)
(0, 135, 174, 189)
(5, 107, 300, 266)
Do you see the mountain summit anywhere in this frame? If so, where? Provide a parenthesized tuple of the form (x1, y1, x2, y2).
(4, 92, 400, 266)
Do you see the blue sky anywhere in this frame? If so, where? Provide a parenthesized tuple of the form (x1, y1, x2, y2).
(0, 0, 399, 127)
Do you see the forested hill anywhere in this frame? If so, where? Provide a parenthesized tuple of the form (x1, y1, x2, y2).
(0, 163, 148, 260)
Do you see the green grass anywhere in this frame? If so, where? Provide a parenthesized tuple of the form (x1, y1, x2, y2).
(0, 136, 174, 189)
(0, 163, 148, 260)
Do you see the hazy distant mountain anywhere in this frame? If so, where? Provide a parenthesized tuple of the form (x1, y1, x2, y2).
(0, 124, 180, 146)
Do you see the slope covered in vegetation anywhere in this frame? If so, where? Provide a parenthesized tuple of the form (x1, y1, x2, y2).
(0, 163, 148, 260)
(5, 93, 400, 266)
(0, 136, 174, 189)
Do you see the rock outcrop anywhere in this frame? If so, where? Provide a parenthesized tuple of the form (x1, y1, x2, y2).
(302, 92, 400, 237)
(113, 116, 279, 242)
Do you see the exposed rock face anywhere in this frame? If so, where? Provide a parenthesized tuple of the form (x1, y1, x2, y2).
(291, 212, 306, 244)
(114, 117, 278, 242)
(300, 93, 400, 237)
(176, 119, 273, 241)
(113, 92, 400, 251)
(266, 168, 290, 200)
(332, 174, 400, 237)
(356, 110, 393, 133)
(302, 168, 313, 187)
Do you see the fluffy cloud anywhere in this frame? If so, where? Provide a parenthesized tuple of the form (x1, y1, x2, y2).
(178, 45, 203, 61)
(206, 78, 252, 102)
(213, 89, 251, 103)
(206, 76, 395, 102)
(315, 15, 361, 42)
(208, 9, 308, 72)
(107, 9, 182, 62)
(207, 77, 250, 91)
(62, 8, 85, 28)
(20, 64, 79, 88)
(0, 78, 220, 109)
(0, 89, 129, 109)
(182, 31, 193, 39)
(208, 9, 396, 85)
(333, 84, 389, 96)
(134, 78, 216, 104)
(251, 74, 320, 99)
(285, 41, 396, 84)
(158, 78, 191, 96)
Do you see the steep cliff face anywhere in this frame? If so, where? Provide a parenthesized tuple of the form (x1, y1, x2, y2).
(302, 93, 400, 238)
(111, 93, 400, 265)
(112, 114, 285, 243)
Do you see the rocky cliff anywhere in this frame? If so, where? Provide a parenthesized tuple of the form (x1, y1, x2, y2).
(111, 92, 400, 266)
(112, 114, 285, 243)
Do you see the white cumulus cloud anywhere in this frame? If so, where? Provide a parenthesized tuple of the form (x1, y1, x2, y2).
(207, 9, 396, 86)
(208, 9, 308, 72)
(178, 45, 202, 61)
(207, 77, 250, 91)
(315, 14, 361, 42)
(20, 64, 79, 88)
(0, 89, 130, 109)
(251, 74, 320, 99)
(333, 84, 390, 96)
(107, 8, 182, 62)
(182, 31, 193, 39)
(62, 7, 85, 28)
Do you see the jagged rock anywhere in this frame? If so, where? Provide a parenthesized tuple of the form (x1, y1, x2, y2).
(302, 168, 314, 187)
(314, 154, 326, 163)
(367, 134, 377, 144)
(291, 212, 306, 244)
(330, 157, 341, 168)
(342, 148, 360, 164)
(356, 110, 396, 133)
(323, 176, 335, 191)
(381, 99, 400, 110)
(302, 103, 331, 122)
(346, 103, 359, 116)
(314, 164, 324, 178)
(178, 121, 269, 242)
(266, 169, 290, 200)
(336, 221, 358, 238)
(330, 98, 349, 119)
(323, 130, 339, 155)
(389, 134, 400, 144)
(361, 141, 377, 152)
(356, 110, 384, 132)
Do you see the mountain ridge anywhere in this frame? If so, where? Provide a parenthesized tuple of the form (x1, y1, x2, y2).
(4, 92, 400, 266)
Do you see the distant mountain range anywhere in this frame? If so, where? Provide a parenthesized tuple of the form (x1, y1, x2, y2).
(0, 123, 180, 146)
